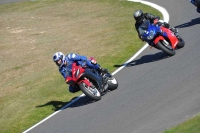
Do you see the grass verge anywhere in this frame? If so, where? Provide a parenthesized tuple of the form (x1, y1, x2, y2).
(0, 0, 162, 133)
(163, 114, 200, 133)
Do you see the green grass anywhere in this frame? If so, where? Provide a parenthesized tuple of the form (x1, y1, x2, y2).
(163, 114, 200, 133)
(0, 0, 164, 133)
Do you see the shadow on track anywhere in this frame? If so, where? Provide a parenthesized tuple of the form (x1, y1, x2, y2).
(36, 95, 95, 111)
(114, 52, 169, 68)
(175, 17, 200, 28)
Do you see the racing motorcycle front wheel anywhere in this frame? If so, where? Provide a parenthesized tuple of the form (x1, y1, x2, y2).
(79, 82, 101, 101)
(156, 41, 176, 56)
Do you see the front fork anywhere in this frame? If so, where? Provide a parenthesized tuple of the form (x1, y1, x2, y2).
(79, 78, 92, 87)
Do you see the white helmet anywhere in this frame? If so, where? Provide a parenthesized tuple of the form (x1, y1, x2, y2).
(53, 52, 65, 67)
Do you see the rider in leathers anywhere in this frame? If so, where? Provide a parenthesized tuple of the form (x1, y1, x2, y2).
(53, 52, 107, 93)
(133, 10, 180, 44)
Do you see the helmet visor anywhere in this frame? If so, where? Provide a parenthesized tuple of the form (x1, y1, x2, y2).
(55, 59, 62, 67)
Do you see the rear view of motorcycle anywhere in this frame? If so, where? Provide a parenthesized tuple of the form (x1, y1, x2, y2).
(139, 20, 185, 56)
(66, 63, 118, 101)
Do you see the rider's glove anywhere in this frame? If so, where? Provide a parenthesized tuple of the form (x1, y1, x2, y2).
(89, 57, 97, 64)
(153, 19, 159, 24)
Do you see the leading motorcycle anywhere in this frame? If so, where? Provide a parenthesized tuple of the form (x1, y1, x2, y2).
(66, 62, 118, 101)
(139, 20, 185, 56)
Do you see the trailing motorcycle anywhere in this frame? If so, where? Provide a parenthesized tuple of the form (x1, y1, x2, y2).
(139, 20, 185, 56)
(66, 62, 118, 101)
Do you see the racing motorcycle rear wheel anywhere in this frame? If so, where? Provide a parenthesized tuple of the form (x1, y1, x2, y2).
(79, 82, 101, 101)
(157, 41, 176, 56)
(107, 77, 118, 90)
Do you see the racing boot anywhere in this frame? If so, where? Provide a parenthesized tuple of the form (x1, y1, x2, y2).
(99, 67, 108, 74)
(169, 27, 181, 39)
(170, 27, 178, 34)
(163, 22, 170, 28)
(97, 65, 108, 74)
(176, 34, 182, 40)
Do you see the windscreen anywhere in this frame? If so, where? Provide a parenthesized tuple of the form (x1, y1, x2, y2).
(138, 20, 150, 35)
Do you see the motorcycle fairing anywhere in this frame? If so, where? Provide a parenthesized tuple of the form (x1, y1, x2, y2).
(159, 26, 179, 49)
(139, 20, 179, 49)
(66, 63, 85, 84)
(78, 69, 102, 90)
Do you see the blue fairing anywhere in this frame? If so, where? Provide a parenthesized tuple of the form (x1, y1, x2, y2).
(139, 20, 164, 43)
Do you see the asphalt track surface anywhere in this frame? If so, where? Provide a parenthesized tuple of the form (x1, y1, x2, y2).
(2, 0, 200, 133)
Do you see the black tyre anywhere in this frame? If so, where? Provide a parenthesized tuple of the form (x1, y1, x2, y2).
(156, 41, 176, 56)
(79, 82, 101, 101)
(107, 77, 118, 90)
(177, 37, 185, 48)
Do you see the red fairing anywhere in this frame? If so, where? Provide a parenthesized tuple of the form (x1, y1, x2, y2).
(65, 63, 92, 87)
(79, 78, 92, 87)
(154, 35, 165, 45)
(66, 63, 85, 84)
(154, 26, 179, 49)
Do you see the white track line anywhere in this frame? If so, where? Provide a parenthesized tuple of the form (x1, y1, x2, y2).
(23, 1, 169, 132)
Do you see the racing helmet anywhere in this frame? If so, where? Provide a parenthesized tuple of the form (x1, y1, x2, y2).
(53, 52, 65, 67)
(133, 10, 144, 24)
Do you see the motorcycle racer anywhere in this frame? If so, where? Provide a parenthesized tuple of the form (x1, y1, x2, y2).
(133, 10, 180, 43)
(53, 52, 107, 93)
